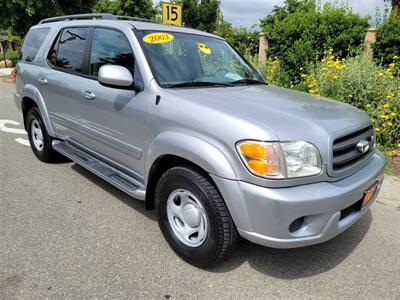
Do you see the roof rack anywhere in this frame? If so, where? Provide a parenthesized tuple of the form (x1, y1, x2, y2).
(38, 13, 118, 24)
(116, 15, 157, 24)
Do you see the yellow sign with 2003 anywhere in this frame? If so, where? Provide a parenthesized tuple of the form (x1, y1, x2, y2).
(162, 2, 182, 26)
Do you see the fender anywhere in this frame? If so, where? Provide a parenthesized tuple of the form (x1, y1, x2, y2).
(21, 84, 56, 137)
(146, 131, 238, 183)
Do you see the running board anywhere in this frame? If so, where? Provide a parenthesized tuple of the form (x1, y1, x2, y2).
(53, 141, 146, 200)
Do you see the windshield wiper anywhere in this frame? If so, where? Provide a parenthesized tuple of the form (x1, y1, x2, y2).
(167, 81, 233, 88)
(230, 78, 267, 85)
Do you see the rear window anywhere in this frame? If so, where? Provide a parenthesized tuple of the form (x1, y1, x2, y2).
(49, 27, 90, 73)
(20, 28, 50, 62)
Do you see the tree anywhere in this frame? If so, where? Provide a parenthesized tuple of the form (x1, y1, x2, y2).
(178, 0, 220, 33)
(0, 0, 96, 35)
(384, 0, 399, 18)
(93, 0, 156, 19)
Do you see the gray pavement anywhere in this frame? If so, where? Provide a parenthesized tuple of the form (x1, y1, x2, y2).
(1, 81, 400, 299)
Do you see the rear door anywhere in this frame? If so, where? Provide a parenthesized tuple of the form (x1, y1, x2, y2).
(38, 27, 91, 140)
(75, 27, 148, 174)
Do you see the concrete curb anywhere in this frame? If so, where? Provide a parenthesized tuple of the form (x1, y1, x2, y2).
(0, 68, 13, 76)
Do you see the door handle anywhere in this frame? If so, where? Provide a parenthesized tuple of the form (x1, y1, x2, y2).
(81, 91, 96, 100)
(38, 77, 48, 85)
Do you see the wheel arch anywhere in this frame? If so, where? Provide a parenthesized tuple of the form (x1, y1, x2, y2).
(21, 84, 55, 136)
(144, 132, 238, 210)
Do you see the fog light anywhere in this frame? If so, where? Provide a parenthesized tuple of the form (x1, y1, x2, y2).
(289, 217, 305, 233)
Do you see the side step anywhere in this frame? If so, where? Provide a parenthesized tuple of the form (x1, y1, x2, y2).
(53, 141, 146, 200)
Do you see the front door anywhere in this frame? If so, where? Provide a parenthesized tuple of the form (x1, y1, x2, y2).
(75, 27, 148, 175)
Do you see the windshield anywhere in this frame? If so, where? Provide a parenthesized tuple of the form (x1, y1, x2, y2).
(137, 30, 263, 88)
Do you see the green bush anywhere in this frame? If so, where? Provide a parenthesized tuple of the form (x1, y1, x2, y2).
(372, 17, 400, 66)
(216, 21, 259, 56)
(245, 54, 291, 87)
(260, 0, 369, 81)
(5, 49, 20, 65)
(300, 51, 400, 149)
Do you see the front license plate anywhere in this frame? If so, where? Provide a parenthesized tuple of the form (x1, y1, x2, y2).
(362, 183, 378, 207)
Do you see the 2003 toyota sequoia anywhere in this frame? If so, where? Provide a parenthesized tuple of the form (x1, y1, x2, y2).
(14, 13, 385, 267)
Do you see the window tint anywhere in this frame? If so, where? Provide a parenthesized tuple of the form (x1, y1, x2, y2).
(90, 28, 134, 76)
(55, 27, 90, 73)
(20, 28, 50, 62)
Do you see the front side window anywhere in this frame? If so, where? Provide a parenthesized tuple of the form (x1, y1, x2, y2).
(90, 28, 135, 76)
(21, 28, 50, 62)
(52, 27, 90, 73)
(137, 31, 262, 88)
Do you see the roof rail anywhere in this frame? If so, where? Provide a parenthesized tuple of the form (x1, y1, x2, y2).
(116, 15, 158, 24)
(38, 13, 118, 24)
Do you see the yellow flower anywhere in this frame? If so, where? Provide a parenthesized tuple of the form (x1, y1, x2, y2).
(389, 63, 395, 68)
(366, 104, 371, 108)
(375, 128, 381, 132)
(388, 122, 393, 126)
(394, 56, 399, 59)
(383, 103, 390, 109)
(391, 113, 397, 117)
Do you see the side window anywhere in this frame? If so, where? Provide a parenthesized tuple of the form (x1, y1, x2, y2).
(20, 28, 50, 62)
(53, 27, 90, 73)
(90, 28, 135, 76)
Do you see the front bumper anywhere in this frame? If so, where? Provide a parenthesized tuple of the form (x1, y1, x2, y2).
(211, 151, 385, 249)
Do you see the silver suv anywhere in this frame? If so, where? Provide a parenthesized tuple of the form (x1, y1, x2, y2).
(14, 13, 385, 267)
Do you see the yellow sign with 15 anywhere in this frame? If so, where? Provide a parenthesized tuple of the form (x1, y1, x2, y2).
(162, 2, 182, 26)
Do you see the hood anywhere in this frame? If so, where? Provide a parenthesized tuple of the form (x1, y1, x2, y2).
(164, 85, 372, 166)
(167, 84, 371, 140)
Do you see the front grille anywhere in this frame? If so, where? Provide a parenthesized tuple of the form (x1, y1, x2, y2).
(332, 126, 374, 171)
(340, 199, 363, 221)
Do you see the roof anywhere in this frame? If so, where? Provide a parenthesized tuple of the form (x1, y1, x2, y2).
(35, 13, 222, 40)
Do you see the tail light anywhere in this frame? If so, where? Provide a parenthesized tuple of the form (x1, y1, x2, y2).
(11, 67, 17, 82)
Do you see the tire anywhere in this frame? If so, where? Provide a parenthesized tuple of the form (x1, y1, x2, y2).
(155, 165, 239, 268)
(26, 107, 59, 162)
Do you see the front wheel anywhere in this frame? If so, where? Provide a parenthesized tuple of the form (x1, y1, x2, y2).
(155, 165, 239, 268)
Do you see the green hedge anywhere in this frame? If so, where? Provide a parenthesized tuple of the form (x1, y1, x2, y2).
(372, 17, 400, 66)
(261, 1, 369, 81)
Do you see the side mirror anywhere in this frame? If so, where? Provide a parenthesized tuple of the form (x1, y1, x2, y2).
(98, 65, 143, 92)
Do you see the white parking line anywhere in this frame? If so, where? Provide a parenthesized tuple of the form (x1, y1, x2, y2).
(0, 119, 30, 146)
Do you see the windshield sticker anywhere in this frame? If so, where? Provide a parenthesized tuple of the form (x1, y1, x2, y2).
(197, 42, 212, 55)
(224, 73, 243, 81)
(143, 33, 174, 44)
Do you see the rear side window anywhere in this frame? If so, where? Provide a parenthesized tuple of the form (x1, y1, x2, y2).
(50, 27, 90, 73)
(89, 28, 135, 76)
(20, 28, 50, 62)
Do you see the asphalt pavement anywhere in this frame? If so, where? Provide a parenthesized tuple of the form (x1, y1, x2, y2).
(1, 81, 400, 299)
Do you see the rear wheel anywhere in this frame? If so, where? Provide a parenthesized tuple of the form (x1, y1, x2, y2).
(155, 165, 239, 268)
(26, 107, 59, 162)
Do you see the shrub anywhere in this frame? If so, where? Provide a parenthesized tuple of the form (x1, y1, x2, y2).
(216, 21, 259, 56)
(372, 17, 400, 66)
(5, 49, 20, 65)
(245, 54, 291, 87)
(300, 51, 400, 150)
(261, 0, 369, 81)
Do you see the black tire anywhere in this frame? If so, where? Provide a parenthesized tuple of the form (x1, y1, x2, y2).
(26, 107, 59, 162)
(155, 165, 239, 268)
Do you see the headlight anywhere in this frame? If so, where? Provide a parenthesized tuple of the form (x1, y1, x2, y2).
(237, 141, 322, 179)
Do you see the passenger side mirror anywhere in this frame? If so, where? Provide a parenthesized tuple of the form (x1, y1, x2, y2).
(98, 65, 143, 92)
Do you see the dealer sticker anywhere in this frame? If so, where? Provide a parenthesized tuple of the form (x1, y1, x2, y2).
(143, 33, 175, 44)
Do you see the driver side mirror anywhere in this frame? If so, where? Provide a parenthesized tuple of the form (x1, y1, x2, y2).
(98, 65, 143, 92)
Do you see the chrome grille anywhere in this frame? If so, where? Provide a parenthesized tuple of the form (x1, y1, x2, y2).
(332, 126, 374, 171)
